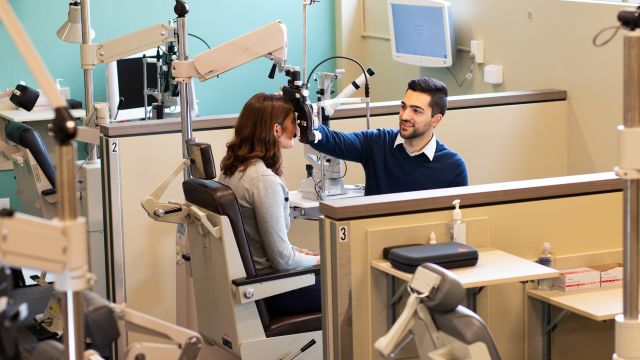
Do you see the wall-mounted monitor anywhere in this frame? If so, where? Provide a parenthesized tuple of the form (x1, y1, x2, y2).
(387, 0, 456, 67)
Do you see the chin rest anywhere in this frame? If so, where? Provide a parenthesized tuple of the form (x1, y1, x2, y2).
(183, 178, 321, 340)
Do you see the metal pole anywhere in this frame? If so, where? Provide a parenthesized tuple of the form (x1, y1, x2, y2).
(303, 1, 308, 84)
(622, 33, 640, 321)
(63, 290, 85, 360)
(80, 0, 97, 161)
(143, 58, 149, 120)
(177, 16, 194, 180)
(59, 133, 84, 360)
(0, 3, 84, 358)
(58, 145, 78, 221)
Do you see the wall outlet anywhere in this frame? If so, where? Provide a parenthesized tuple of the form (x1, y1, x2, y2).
(470, 40, 484, 64)
(0, 198, 9, 209)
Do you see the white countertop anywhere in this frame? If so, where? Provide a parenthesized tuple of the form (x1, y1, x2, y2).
(528, 286, 621, 321)
(0, 108, 85, 122)
(372, 248, 559, 288)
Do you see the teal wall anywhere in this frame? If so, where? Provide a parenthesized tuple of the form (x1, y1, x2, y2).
(0, 171, 21, 210)
(0, 0, 336, 210)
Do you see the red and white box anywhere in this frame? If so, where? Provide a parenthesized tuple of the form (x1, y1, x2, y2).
(591, 263, 623, 288)
(556, 267, 600, 292)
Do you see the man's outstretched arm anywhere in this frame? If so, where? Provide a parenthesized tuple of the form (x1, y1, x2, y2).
(309, 124, 371, 164)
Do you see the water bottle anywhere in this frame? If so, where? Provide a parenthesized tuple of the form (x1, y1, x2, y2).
(536, 242, 555, 291)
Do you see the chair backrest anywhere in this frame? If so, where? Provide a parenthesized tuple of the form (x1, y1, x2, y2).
(420, 263, 501, 360)
(432, 307, 501, 360)
(182, 178, 273, 329)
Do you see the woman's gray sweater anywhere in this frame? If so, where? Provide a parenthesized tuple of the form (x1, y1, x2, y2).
(217, 160, 317, 271)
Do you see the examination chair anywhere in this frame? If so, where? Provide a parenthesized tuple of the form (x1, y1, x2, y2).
(375, 263, 501, 360)
(182, 177, 322, 359)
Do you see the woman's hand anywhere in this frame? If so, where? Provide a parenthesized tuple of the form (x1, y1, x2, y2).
(294, 246, 320, 256)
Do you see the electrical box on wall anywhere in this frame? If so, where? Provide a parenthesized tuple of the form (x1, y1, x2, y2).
(484, 65, 503, 85)
(470, 40, 484, 64)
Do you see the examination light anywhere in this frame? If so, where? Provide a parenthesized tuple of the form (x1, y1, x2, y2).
(56, 1, 94, 43)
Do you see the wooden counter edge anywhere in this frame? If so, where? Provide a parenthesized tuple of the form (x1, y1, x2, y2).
(100, 89, 567, 137)
(320, 172, 621, 220)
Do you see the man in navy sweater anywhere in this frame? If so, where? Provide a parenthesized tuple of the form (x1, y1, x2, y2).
(309, 77, 467, 196)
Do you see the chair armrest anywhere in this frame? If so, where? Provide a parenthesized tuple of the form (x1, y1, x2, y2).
(231, 265, 319, 287)
(230, 266, 319, 304)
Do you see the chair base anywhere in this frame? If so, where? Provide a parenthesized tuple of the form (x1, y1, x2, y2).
(241, 330, 322, 360)
(200, 330, 322, 359)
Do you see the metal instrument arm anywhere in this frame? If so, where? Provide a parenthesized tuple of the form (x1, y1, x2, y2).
(81, 23, 176, 67)
(172, 21, 287, 82)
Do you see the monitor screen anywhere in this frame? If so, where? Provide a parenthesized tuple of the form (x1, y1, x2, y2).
(391, 4, 447, 59)
(105, 49, 198, 121)
(115, 56, 158, 110)
(388, 0, 455, 67)
(106, 49, 183, 121)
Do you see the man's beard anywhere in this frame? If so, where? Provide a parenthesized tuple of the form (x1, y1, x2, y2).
(399, 119, 431, 140)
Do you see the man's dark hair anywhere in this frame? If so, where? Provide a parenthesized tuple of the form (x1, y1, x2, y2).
(407, 77, 448, 117)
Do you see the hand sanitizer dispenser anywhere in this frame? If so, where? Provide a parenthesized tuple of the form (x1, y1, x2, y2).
(56, 79, 70, 100)
(428, 231, 437, 245)
(449, 199, 467, 244)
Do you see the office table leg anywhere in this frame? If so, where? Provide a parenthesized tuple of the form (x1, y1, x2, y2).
(386, 280, 487, 328)
(387, 273, 395, 327)
(541, 302, 570, 360)
(386, 274, 407, 327)
(466, 287, 484, 313)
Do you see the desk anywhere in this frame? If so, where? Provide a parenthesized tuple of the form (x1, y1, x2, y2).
(528, 287, 620, 322)
(289, 189, 364, 219)
(0, 108, 85, 122)
(528, 287, 621, 359)
(289, 190, 321, 219)
(372, 248, 559, 288)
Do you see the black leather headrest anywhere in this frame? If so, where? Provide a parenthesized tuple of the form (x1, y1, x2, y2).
(9, 84, 39, 112)
(5, 121, 56, 190)
(82, 291, 119, 353)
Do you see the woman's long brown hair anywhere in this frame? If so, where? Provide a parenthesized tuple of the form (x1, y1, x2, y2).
(220, 93, 293, 177)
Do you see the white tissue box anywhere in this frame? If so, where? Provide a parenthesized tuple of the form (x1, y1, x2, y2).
(591, 263, 623, 288)
(556, 267, 600, 292)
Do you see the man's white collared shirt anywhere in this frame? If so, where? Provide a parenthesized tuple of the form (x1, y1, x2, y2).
(394, 133, 437, 160)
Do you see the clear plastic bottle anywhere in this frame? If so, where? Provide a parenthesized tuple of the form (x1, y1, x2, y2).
(536, 242, 556, 290)
(448, 199, 466, 244)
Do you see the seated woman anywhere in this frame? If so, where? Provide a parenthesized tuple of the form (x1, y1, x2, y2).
(218, 93, 321, 317)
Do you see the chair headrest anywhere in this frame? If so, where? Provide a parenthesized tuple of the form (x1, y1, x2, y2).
(5, 121, 56, 189)
(420, 263, 465, 313)
(82, 291, 119, 351)
(185, 140, 216, 180)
